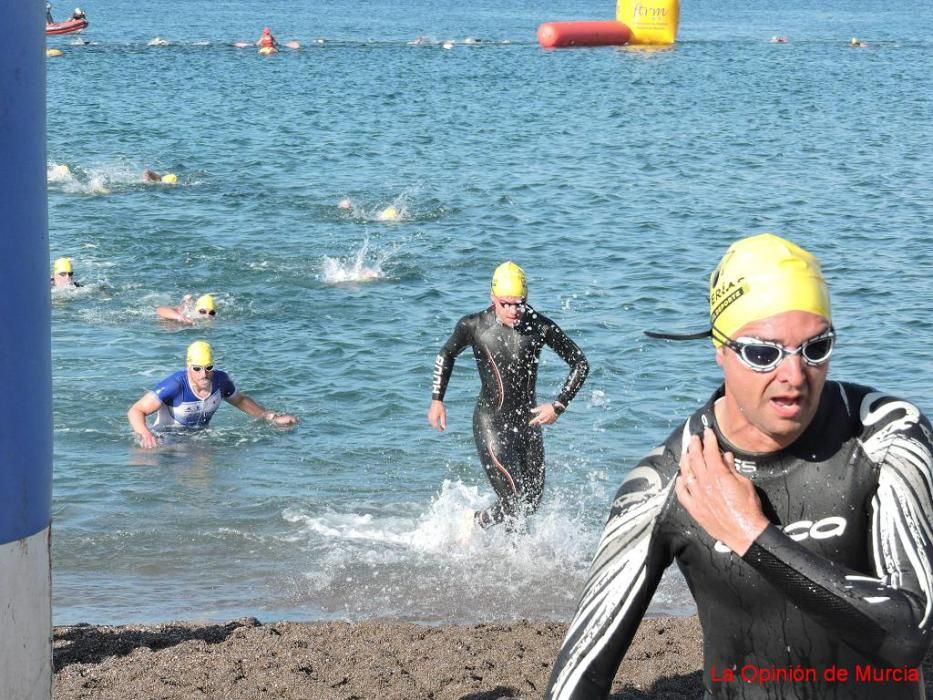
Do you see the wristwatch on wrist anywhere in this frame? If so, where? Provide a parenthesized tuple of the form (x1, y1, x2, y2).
(552, 401, 566, 416)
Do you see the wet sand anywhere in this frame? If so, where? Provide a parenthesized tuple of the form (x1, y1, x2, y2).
(53, 615, 933, 699)
(54, 616, 704, 699)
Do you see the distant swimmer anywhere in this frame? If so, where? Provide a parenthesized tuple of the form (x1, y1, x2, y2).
(48, 164, 71, 180)
(427, 262, 588, 530)
(127, 340, 299, 449)
(849, 36, 869, 48)
(376, 205, 399, 221)
(143, 169, 177, 184)
(147, 37, 169, 46)
(769, 35, 789, 43)
(256, 27, 279, 53)
(338, 197, 353, 210)
(50, 257, 82, 288)
(546, 234, 933, 699)
(155, 293, 216, 325)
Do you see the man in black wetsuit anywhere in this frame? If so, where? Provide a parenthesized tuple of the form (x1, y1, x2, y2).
(547, 233, 933, 699)
(427, 261, 589, 529)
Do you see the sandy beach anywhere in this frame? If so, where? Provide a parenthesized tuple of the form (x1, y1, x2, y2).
(54, 615, 707, 699)
(53, 614, 933, 699)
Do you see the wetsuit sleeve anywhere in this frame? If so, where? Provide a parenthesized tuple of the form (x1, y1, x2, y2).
(546, 458, 676, 699)
(543, 322, 588, 407)
(742, 394, 933, 667)
(431, 317, 473, 401)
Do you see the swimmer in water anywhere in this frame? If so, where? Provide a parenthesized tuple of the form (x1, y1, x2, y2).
(127, 340, 298, 449)
(256, 27, 279, 52)
(48, 163, 71, 180)
(338, 197, 353, 210)
(849, 36, 869, 48)
(546, 233, 933, 699)
(769, 35, 789, 43)
(143, 169, 177, 184)
(155, 293, 216, 325)
(50, 257, 82, 288)
(376, 205, 399, 221)
(428, 262, 589, 530)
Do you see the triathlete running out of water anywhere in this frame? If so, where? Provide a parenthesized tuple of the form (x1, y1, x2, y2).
(127, 340, 298, 449)
(427, 261, 589, 529)
(546, 234, 933, 699)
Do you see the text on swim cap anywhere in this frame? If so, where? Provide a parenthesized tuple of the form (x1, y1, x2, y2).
(709, 277, 746, 323)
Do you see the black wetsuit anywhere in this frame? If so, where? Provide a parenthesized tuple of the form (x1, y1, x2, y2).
(547, 381, 933, 699)
(432, 306, 588, 526)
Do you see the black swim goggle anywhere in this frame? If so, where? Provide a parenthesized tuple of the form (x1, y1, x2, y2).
(644, 326, 836, 373)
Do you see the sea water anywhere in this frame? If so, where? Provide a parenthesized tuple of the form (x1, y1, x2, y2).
(47, 0, 933, 624)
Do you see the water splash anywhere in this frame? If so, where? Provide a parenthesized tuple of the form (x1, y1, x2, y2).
(320, 238, 388, 284)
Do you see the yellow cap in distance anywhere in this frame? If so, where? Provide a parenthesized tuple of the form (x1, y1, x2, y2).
(195, 294, 215, 312)
(161, 173, 178, 184)
(53, 257, 73, 274)
(491, 261, 527, 298)
(709, 233, 831, 347)
(186, 340, 213, 367)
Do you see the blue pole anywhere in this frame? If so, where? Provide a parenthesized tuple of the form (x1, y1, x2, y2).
(0, 0, 53, 697)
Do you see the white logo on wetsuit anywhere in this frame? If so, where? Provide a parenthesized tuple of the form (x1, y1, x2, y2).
(714, 515, 847, 553)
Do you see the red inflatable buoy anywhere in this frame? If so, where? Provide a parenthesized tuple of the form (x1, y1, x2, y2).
(537, 21, 632, 48)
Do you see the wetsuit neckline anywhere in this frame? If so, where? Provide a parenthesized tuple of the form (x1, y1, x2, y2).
(703, 382, 836, 467)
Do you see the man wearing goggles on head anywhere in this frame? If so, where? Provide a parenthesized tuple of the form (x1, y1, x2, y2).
(427, 261, 589, 530)
(547, 233, 933, 699)
(127, 340, 298, 449)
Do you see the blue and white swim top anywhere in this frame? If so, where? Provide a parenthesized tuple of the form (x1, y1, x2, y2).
(150, 369, 237, 429)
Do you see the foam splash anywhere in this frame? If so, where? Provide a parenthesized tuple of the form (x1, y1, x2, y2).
(48, 160, 181, 195)
(320, 239, 388, 284)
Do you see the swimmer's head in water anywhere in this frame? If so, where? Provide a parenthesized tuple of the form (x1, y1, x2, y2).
(709, 233, 831, 348)
(491, 261, 527, 298)
(186, 340, 213, 368)
(195, 294, 216, 315)
(263, 27, 271, 35)
(378, 206, 399, 221)
(161, 173, 177, 184)
(53, 257, 73, 275)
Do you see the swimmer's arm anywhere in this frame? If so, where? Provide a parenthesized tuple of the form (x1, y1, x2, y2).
(544, 322, 589, 407)
(546, 462, 674, 699)
(127, 392, 162, 448)
(226, 393, 298, 426)
(430, 317, 473, 402)
(155, 304, 193, 325)
(743, 409, 933, 667)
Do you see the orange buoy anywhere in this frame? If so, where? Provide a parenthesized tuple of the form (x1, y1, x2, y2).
(537, 20, 632, 48)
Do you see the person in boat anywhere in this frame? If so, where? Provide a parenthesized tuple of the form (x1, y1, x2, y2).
(143, 169, 177, 184)
(70, 7, 85, 21)
(50, 257, 82, 288)
(156, 294, 217, 326)
(428, 261, 589, 530)
(127, 340, 298, 449)
(46, 2, 54, 23)
(256, 27, 279, 51)
(545, 233, 933, 699)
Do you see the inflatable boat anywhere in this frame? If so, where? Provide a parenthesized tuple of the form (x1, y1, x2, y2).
(46, 17, 88, 35)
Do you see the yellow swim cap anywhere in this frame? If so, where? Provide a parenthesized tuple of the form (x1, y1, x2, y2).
(161, 173, 177, 184)
(195, 294, 215, 312)
(379, 206, 398, 221)
(709, 233, 831, 347)
(46, 48, 63, 57)
(491, 261, 527, 298)
(186, 340, 213, 367)
(53, 257, 73, 274)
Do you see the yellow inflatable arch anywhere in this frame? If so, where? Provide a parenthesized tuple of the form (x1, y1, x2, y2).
(617, 0, 680, 45)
